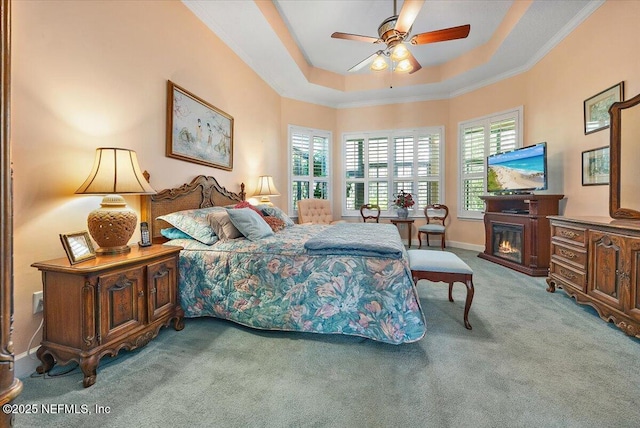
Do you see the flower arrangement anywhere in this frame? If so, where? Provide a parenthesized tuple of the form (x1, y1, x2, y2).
(393, 190, 415, 209)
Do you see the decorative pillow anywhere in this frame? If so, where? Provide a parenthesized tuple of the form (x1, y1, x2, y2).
(208, 211, 242, 241)
(226, 208, 274, 241)
(234, 201, 264, 217)
(160, 227, 199, 241)
(157, 207, 224, 245)
(258, 205, 295, 227)
(262, 216, 286, 232)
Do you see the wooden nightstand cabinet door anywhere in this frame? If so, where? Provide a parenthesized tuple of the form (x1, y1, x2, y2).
(147, 256, 178, 322)
(98, 266, 146, 344)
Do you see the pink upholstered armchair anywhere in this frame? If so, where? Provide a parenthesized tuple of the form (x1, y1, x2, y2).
(297, 199, 344, 224)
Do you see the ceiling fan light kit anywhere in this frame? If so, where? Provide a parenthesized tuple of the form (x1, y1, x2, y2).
(390, 43, 410, 62)
(371, 53, 389, 71)
(331, 0, 471, 75)
(394, 58, 413, 73)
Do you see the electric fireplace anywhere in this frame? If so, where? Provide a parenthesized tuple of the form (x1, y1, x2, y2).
(478, 194, 564, 277)
(492, 224, 523, 263)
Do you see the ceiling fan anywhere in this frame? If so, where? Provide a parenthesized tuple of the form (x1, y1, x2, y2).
(331, 0, 471, 74)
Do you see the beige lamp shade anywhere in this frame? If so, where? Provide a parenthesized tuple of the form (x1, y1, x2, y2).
(253, 175, 280, 205)
(76, 148, 155, 255)
(75, 147, 156, 195)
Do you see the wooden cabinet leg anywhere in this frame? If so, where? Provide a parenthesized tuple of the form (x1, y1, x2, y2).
(80, 356, 99, 388)
(174, 316, 185, 331)
(546, 277, 556, 293)
(35, 347, 55, 374)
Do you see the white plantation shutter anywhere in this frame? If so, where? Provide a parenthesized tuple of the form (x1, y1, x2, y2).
(417, 133, 441, 206)
(489, 118, 517, 155)
(368, 137, 389, 209)
(289, 126, 332, 215)
(394, 136, 414, 178)
(458, 108, 523, 219)
(342, 127, 444, 216)
(368, 137, 388, 178)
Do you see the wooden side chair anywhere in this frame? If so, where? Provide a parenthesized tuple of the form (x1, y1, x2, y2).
(360, 204, 381, 223)
(418, 204, 449, 250)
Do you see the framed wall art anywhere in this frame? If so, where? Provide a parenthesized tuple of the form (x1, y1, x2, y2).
(584, 82, 624, 134)
(166, 80, 234, 171)
(60, 231, 96, 265)
(582, 146, 610, 186)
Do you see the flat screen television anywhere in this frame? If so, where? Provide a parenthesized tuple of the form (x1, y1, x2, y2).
(486, 142, 548, 194)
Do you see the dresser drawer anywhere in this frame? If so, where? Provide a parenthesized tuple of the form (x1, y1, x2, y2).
(551, 223, 587, 247)
(551, 240, 587, 270)
(550, 259, 586, 292)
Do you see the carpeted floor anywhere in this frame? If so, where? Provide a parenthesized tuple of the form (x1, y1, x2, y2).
(14, 248, 640, 427)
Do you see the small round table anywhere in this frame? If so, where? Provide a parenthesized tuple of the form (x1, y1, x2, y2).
(390, 218, 415, 248)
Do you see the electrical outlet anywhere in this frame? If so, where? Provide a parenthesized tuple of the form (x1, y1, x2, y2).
(33, 291, 44, 314)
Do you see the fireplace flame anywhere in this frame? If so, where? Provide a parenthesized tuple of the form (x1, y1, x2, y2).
(499, 240, 519, 254)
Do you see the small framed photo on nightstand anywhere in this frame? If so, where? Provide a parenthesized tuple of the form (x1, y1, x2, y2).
(60, 231, 96, 264)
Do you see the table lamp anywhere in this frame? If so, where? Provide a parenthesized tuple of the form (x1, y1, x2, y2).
(253, 175, 280, 206)
(75, 147, 155, 255)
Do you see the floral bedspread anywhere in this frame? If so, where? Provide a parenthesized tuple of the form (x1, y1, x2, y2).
(165, 224, 426, 344)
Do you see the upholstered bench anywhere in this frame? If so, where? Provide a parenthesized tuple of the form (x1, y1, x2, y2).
(408, 249, 475, 330)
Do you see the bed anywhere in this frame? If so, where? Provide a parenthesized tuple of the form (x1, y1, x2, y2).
(142, 175, 426, 344)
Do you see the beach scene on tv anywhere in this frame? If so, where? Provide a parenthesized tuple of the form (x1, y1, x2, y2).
(487, 144, 546, 192)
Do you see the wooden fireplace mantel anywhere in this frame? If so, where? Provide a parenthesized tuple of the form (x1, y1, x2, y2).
(478, 194, 565, 276)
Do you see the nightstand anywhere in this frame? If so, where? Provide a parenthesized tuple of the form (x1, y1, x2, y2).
(31, 244, 184, 387)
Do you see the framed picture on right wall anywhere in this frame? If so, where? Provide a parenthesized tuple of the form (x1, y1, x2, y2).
(582, 146, 610, 186)
(584, 82, 624, 134)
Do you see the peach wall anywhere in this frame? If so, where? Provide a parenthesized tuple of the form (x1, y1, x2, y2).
(525, 0, 640, 218)
(446, 74, 528, 247)
(9, 0, 640, 358)
(11, 0, 281, 355)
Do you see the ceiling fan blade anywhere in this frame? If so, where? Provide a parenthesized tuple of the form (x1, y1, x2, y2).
(395, 0, 425, 34)
(407, 51, 422, 74)
(348, 52, 379, 72)
(409, 24, 471, 45)
(331, 32, 380, 44)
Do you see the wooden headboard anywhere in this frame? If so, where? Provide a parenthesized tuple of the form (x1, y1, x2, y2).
(141, 175, 245, 243)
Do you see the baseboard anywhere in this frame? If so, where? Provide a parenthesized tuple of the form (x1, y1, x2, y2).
(411, 240, 483, 253)
(447, 240, 484, 252)
(15, 348, 40, 380)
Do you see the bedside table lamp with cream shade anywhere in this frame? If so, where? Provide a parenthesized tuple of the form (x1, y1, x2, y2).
(253, 175, 280, 206)
(75, 147, 155, 255)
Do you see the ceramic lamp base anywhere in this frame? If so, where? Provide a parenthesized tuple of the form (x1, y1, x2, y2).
(87, 195, 136, 255)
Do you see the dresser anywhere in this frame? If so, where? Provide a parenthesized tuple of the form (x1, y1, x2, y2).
(31, 244, 184, 387)
(546, 216, 640, 338)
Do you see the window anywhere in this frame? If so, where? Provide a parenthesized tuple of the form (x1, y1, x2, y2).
(342, 127, 444, 217)
(288, 125, 331, 216)
(458, 107, 523, 219)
